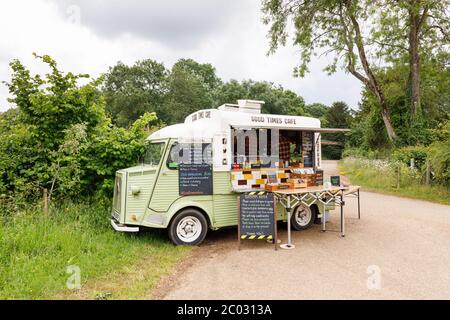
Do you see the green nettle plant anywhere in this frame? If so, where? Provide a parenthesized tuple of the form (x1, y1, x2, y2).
(48, 123, 87, 203)
(1, 54, 159, 203)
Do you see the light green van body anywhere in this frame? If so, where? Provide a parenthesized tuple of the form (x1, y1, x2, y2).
(111, 137, 331, 231)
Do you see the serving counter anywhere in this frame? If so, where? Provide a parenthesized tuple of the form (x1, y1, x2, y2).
(272, 185, 361, 249)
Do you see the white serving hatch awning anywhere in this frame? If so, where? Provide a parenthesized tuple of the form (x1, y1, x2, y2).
(312, 128, 351, 133)
(230, 126, 350, 133)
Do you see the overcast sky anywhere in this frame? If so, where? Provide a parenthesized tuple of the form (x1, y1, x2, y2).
(0, 0, 362, 112)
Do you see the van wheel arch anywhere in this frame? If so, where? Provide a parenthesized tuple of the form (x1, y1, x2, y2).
(167, 207, 210, 245)
(170, 206, 211, 228)
(291, 203, 317, 231)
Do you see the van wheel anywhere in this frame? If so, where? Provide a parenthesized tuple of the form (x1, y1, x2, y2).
(168, 209, 208, 245)
(291, 204, 316, 231)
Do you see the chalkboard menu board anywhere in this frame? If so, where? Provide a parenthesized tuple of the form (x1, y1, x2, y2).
(238, 193, 277, 249)
(179, 163, 213, 195)
(330, 175, 340, 186)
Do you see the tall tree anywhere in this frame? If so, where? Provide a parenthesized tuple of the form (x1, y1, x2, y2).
(103, 59, 168, 127)
(326, 101, 353, 129)
(304, 103, 329, 126)
(163, 59, 221, 124)
(262, 0, 449, 141)
(372, 0, 449, 116)
(322, 101, 352, 158)
(349, 52, 449, 149)
(215, 79, 306, 115)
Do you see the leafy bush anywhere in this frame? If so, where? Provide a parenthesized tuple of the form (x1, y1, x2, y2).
(0, 54, 159, 201)
(341, 157, 450, 205)
(392, 145, 429, 169)
(428, 119, 450, 184)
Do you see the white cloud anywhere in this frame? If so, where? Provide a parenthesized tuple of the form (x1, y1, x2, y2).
(0, 0, 362, 113)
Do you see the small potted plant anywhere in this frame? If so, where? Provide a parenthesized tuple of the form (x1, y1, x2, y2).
(290, 151, 304, 168)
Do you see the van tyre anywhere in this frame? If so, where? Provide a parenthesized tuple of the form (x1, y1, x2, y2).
(291, 204, 316, 231)
(168, 209, 208, 245)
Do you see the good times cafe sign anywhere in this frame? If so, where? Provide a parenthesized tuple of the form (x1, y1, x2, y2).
(251, 116, 297, 125)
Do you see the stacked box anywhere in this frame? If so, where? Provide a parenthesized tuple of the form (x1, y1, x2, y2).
(315, 169, 324, 186)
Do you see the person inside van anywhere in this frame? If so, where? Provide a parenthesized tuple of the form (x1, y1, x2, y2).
(279, 131, 300, 165)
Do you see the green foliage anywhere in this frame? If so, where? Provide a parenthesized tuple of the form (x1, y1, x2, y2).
(1, 55, 158, 201)
(215, 79, 305, 115)
(262, 0, 365, 77)
(429, 143, 450, 185)
(7, 54, 104, 148)
(48, 124, 87, 200)
(371, 0, 449, 64)
(103, 59, 168, 127)
(1, 54, 105, 199)
(163, 59, 221, 124)
(341, 157, 450, 205)
(262, 0, 449, 143)
(304, 103, 329, 125)
(82, 112, 158, 196)
(321, 101, 353, 159)
(392, 145, 429, 169)
(347, 52, 449, 150)
(428, 119, 450, 184)
(345, 118, 449, 186)
(103, 58, 222, 126)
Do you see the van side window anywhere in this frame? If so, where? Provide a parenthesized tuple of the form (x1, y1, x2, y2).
(167, 142, 213, 170)
(167, 143, 180, 169)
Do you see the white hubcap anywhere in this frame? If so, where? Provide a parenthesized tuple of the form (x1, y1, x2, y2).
(294, 205, 312, 226)
(176, 216, 202, 243)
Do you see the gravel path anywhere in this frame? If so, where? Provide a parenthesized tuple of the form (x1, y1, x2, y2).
(155, 161, 450, 300)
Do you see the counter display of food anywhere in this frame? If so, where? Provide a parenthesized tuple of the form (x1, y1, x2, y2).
(230, 166, 320, 192)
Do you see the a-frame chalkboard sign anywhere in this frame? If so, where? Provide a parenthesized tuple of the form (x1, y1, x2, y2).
(238, 191, 277, 250)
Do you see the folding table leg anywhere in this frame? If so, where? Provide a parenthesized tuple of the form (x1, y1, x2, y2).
(340, 193, 345, 237)
(322, 209, 326, 232)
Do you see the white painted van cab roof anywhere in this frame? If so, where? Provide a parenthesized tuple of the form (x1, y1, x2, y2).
(148, 107, 321, 141)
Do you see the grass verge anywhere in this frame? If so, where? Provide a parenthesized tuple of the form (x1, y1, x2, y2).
(0, 201, 191, 299)
(339, 158, 450, 205)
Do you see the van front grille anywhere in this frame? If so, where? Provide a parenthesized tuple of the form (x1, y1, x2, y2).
(113, 175, 122, 213)
(112, 209, 120, 221)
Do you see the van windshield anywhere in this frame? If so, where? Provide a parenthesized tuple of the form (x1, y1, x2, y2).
(143, 142, 165, 165)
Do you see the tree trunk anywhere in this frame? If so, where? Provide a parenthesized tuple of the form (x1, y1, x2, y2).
(345, 2, 397, 142)
(408, 4, 421, 116)
(380, 97, 397, 142)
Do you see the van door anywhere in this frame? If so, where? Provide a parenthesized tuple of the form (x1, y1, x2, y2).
(148, 140, 181, 212)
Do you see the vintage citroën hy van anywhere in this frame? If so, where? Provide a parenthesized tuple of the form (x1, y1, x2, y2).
(111, 100, 336, 245)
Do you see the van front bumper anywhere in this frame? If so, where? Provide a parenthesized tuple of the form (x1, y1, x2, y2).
(111, 219, 140, 233)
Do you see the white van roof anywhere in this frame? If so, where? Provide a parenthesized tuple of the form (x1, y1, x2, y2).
(148, 122, 215, 141)
(148, 100, 321, 141)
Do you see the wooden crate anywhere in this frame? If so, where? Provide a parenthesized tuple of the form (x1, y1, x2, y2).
(287, 179, 307, 189)
(289, 173, 316, 187)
